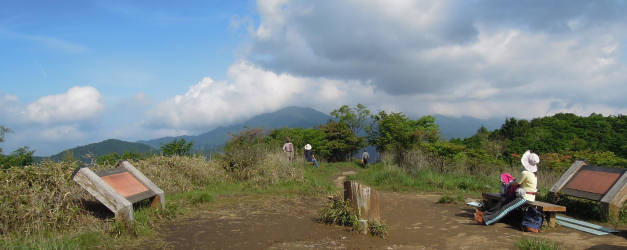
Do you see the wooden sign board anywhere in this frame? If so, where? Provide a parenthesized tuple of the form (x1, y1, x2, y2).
(550, 160, 627, 220)
(72, 161, 165, 223)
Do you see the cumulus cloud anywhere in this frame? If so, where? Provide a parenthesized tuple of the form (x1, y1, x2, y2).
(145, 60, 386, 131)
(146, 61, 307, 129)
(238, 0, 626, 118)
(24, 86, 105, 124)
(0, 87, 108, 155)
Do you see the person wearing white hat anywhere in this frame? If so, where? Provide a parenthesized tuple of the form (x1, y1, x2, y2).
(480, 150, 540, 226)
(303, 144, 319, 168)
(517, 150, 539, 202)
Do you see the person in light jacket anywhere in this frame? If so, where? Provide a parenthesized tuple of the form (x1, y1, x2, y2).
(282, 138, 294, 162)
(361, 149, 370, 167)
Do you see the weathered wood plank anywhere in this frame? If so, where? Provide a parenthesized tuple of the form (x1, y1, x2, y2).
(532, 201, 566, 212)
(600, 171, 627, 221)
(483, 193, 566, 212)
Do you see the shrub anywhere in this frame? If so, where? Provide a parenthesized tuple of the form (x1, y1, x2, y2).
(160, 139, 193, 156)
(317, 197, 359, 229)
(220, 128, 268, 179)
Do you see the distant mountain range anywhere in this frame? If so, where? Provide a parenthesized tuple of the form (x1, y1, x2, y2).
(45, 106, 507, 160)
(138, 106, 333, 151)
(432, 115, 504, 139)
(46, 139, 155, 162)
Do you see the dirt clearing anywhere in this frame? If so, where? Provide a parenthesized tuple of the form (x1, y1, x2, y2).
(138, 190, 627, 249)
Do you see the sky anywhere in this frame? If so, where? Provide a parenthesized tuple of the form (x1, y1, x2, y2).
(1, 0, 626, 156)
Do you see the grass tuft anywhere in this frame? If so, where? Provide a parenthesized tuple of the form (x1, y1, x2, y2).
(317, 197, 359, 230)
(437, 193, 464, 204)
(516, 237, 562, 250)
(368, 220, 388, 238)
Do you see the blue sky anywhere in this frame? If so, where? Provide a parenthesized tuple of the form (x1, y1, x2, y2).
(1, 0, 253, 102)
(1, 0, 626, 156)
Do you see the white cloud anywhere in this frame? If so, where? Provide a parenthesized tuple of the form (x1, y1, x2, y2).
(24, 86, 105, 124)
(146, 61, 309, 129)
(238, 0, 627, 119)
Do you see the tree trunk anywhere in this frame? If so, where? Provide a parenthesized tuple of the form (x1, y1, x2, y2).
(343, 180, 381, 222)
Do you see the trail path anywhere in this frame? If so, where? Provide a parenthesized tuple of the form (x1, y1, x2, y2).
(140, 170, 627, 249)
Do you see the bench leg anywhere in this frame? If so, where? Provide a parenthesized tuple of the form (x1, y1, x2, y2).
(546, 212, 556, 228)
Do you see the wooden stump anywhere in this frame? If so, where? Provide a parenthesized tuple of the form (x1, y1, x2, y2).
(343, 180, 381, 222)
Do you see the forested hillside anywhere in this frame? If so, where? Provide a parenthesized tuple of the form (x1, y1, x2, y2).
(48, 139, 155, 162)
(452, 113, 626, 171)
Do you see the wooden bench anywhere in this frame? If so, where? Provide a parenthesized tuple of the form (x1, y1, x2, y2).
(482, 192, 566, 228)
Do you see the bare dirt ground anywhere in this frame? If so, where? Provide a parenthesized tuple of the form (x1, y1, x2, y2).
(139, 172, 627, 249)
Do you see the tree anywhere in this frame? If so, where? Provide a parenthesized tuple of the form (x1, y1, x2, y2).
(161, 139, 194, 156)
(367, 111, 439, 164)
(0, 126, 11, 154)
(330, 104, 371, 135)
(1, 146, 34, 169)
(319, 121, 361, 162)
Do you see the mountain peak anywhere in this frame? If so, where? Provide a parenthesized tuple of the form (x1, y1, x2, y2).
(141, 106, 332, 151)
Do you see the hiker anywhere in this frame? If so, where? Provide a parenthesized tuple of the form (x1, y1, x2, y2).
(282, 138, 294, 162)
(304, 144, 319, 168)
(361, 149, 370, 167)
(476, 150, 540, 228)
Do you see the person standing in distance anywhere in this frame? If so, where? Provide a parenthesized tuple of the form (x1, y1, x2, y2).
(282, 138, 294, 162)
(361, 149, 370, 168)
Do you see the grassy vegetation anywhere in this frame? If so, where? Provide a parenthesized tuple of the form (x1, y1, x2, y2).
(0, 151, 339, 249)
(317, 197, 359, 229)
(516, 237, 562, 250)
(367, 220, 388, 238)
(347, 159, 499, 195)
(0, 136, 623, 248)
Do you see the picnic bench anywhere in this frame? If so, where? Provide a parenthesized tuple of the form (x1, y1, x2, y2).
(482, 192, 566, 228)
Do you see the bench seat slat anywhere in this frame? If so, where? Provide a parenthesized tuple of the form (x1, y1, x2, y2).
(532, 201, 566, 212)
(482, 193, 566, 212)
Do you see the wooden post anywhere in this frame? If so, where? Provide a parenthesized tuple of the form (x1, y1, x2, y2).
(343, 180, 381, 223)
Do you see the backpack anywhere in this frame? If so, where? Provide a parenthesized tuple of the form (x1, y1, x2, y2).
(521, 206, 543, 232)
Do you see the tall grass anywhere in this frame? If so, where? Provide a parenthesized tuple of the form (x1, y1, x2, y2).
(0, 161, 93, 236)
(357, 150, 568, 195)
(0, 148, 326, 248)
(349, 151, 500, 194)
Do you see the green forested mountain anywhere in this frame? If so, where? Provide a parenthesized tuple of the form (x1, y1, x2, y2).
(450, 113, 626, 170)
(48, 139, 155, 162)
(491, 113, 626, 158)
